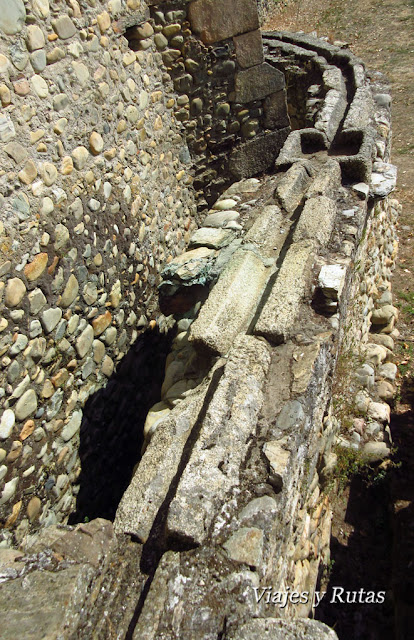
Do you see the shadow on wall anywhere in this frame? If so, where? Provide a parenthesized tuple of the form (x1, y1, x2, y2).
(315, 469, 394, 638)
(69, 326, 175, 525)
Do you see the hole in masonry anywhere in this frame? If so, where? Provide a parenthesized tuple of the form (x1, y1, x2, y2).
(123, 25, 145, 51)
(68, 326, 175, 525)
(330, 130, 364, 156)
(301, 130, 327, 154)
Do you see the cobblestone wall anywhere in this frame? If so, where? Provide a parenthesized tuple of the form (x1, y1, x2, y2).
(0, 0, 290, 544)
(0, 5, 400, 640)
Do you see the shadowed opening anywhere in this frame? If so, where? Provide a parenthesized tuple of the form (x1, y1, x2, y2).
(69, 326, 175, 524)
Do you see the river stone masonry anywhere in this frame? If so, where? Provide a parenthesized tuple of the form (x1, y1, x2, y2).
(0, 0, 290, 541)
(0, 2, 400, 640)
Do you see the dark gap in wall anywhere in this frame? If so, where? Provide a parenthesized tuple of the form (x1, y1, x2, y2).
(330, 130, 364, 157)
(301, 130, 328, 154)
(339, 157, 370, 185)
(68, 326, 175, 525)
(315, 470, 394, 639)
(123, 25, 145, 51)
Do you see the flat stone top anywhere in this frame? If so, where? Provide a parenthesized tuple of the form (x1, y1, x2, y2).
(188, 0, 259, 45)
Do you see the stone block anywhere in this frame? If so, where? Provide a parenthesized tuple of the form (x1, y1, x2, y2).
(233, 63, 285, 103)
(293, 195, 337, 247)
(318, 264, 347, 301)
(343, 86, 374, 131)
(315, 89, 347, 142)
(244, 204, 286, 258)
(305, 158, 341, 198)
(166, 336, 270, 545)
(263, 89, 290, 130)
(188, 0, 259, 45)
(254, 240, 315, 343)
(132, 552, 181, 640)
(276, 162, 313, 214)
(223, 527, 264, 567)
(189, 248, 270, 355)
(0, 565, 96, 640)
(233, 29, 264, 69)
(227, 618, 339, 640)
(114, 381, 213, 542)
(229, 128, 290, 179)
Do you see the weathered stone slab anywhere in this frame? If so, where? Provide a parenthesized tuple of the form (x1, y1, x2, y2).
(276, 162, 313, 214)
(233, 30, 264, 69)
(244, 205, 287, 258)
(188, 0, 259, 45)
(132, 551, 181, 640)
(114, 378, 214, 542)
(293, 196, 337, 247)
(292, 342, 322, 395)
(343, 86, 374, 131)
(305, 158, 341, 198)
(0, 564, 96, 640)
(166, 336, 270, 545)
(227, 618, 339, 640)
(233, 63, 285, 103)
(315, 89, 347, 142)
(161, 246, 216, 283)
(229, 128, 290, 179)
(189, 248, 270, 354)
(254, 240, 315, 343)
(370, 161, 397, 198)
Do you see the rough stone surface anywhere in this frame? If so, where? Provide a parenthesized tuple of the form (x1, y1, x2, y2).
(0, 565, 96, 639)
(227, 618, 339, 640)
(276, 162, 313, 214)
(188, 0, 259, 44)
(0, 0, 26, 35)
(233, 63, 285, 103)
(229, 128, 290, 179)
(223, 527, 264, 567)
(166, 336, 270, 544)
(190, 249, 270, 354)
(293, 196, 337, 246)
(233, 30, 264, 69)
(255, 240, 315, 342)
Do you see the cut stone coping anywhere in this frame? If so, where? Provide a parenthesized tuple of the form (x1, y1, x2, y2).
(227, 618, 339, 640)
(293, 195, 337, 247)
(189, 248, 270, 355)
(318, 264, 347, 301)
(343, 85, 374, 131)
(276, 162, 313, 214)
(244, 204, 287, 258)
(114, 372, 218, 542)
(305, 158, 341, 199)
(254, 240, 316, 343)
(166, 335, 270, 545)
(315, 88, 347, 143)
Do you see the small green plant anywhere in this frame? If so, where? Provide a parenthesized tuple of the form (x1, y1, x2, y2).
(333, 445, 367, 491)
